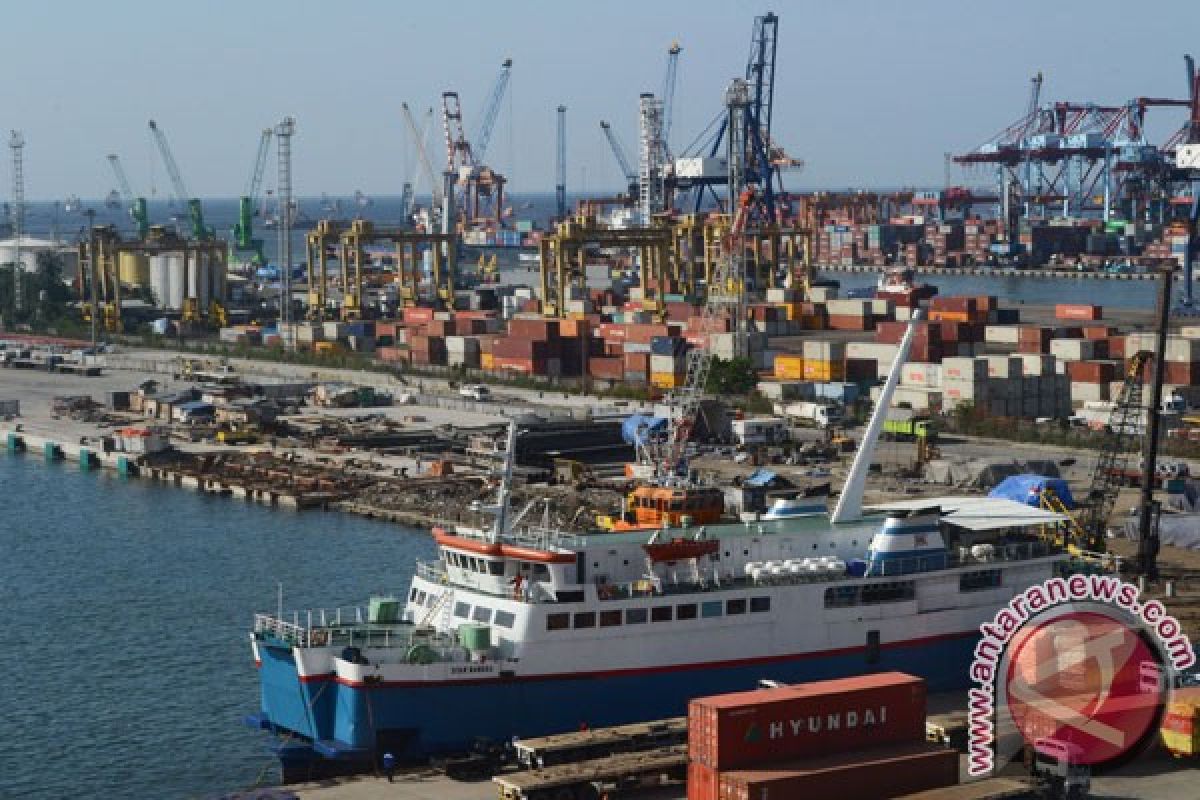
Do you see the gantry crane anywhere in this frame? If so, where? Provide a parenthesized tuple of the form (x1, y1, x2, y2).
(148, 119, 212, 240)
(600, 120, 638, 198)
(106, 154, 149, 238)
(232, 128, 273, 264)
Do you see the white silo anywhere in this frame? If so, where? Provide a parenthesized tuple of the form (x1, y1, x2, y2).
(149, 255, 170, 308)
(166, 254, 186, 309)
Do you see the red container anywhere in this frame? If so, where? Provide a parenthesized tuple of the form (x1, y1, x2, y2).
(623, 352, 651, 373)
(688, 762, 720, 800)
(508, 317, 560, 340)
(1108, 335, 1127, 359)
(930, 295, 976, 313)
(625, 323, 673, 344)
(588, 357, 624, 379)
(828, 314, 875, 331)
(1083, 325, 1117, 340)
(1056, 303, 1102, 321)
(493, 337, 556, 360)
(1067, 360, 1117, 384)
(715, 742, 958, 800)
(402, 307, 434, 326)
(1166, 361, 1200, 385)
(876, 321, 940, 346)
(688, 672, 926, 770)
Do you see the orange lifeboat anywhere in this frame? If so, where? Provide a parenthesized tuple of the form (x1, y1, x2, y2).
(642, 538, 720, 562)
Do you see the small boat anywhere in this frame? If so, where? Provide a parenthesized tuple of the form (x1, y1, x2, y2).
(875, 266, 937, 306)
(642, 537, 720, 562)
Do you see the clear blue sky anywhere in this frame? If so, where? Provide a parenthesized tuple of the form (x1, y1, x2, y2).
(4, 0, 1198, 201)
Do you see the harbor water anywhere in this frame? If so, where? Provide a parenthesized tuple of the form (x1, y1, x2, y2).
(0, 454, 435, 800)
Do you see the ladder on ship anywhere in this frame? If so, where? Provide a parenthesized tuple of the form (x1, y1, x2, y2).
(419, 587, 454, 631)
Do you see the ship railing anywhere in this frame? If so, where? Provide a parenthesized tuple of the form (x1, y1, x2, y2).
(255, 609, 465, 657)
(415, 560, 449, 583)
(508, 526, 582, 552)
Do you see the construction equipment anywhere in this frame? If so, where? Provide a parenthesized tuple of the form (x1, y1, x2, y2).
(600, 120, 638, 198)
(1135, 267, 1173, 579)
(401, 103, 443, 219)
(148, 119, 213, 240)
(232, 129, 273, 265)
(1079, 350, 1153, 552)
(555, 105, 567, 219)
(106, 154, 149, 238)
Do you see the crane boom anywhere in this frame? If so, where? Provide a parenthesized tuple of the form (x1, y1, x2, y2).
(473, 58, 512, 164)
(599, 121, 637, 187)
(246, 128, 273, 208)
(659, 187, 756, 481)
(148, 119, 191, 204)
(402, 103, 443, 208)
(107, 154, 135, 203)
(661, 42, 681, 157)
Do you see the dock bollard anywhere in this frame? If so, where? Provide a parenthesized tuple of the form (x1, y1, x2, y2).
(44, 442, 62, 461)
(79, 448, 96, 471)
(6, 432, 24, 453)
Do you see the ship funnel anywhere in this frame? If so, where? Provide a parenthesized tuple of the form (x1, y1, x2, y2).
(831, 309, 924, 524)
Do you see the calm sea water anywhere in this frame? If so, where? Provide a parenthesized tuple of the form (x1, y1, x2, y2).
(0, 454, 435, 800)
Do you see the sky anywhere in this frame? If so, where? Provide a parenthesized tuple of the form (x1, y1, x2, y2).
(3, 0, 1198, 201)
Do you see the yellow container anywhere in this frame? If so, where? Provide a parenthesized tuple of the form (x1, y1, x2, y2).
(803, 359, 845, 382)
(118, 252, 150, 287)
(650, 371, 683, 389)
(774, 354, 805, 380)
(481, 353, 495, 370)
(314, 341, 338, 355)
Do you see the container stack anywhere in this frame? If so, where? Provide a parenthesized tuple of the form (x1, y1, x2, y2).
(687, 672, 957, 800)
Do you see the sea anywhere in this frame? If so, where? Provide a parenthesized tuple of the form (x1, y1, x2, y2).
(0, 453, 435, 799)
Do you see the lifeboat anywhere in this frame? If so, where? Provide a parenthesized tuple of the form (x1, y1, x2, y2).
(642, 538, 720, 562)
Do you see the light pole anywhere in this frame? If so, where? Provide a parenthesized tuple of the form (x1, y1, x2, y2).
(83, 208, 97, 360)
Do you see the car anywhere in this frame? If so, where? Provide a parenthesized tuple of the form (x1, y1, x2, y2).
(459, 384, 492, 402)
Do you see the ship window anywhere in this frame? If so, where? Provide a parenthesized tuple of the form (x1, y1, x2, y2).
(532, 564, 550, 578)
(863, 581, 916, 605)
(813, 543, 819, 550)
(724, 551, 731, 558)
(547, 613, 569, 631)
(726, 598, 747, 615)
(960, 569, 1003, 592)
(750, 597, 771, 613)
(409, 588, 418, 602)
(625, 608, 648, 625)
(574, 612, 596, 629)
(454, 602, 471, 618)
(676, 603, 698, 620)
(488, 561, 505, 576)
(824, 586, 859, 608)
(651, 606, 673, 622)
(472, 606, 492, 623)
(494, 610, 516, 628)
(702, 601, 723, 618)
(623, 560, 629, 566)
(600, 610, 622, 627)
(424, 593, 436, 607)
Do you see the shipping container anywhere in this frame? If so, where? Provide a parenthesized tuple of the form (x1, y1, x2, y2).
(1055, 303, 1102, 321)
(715, 742, 958, 800)
(774, 354, 805, 381)
(688, 672, 926, 770)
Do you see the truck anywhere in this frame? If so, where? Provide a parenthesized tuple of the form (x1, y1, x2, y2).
(883, 408, 936, 441)
(776, 401, 842, 429)
(459, 383, 492, 402)
(731, 416, 790, 446)
(1031, 738, 1090, 799)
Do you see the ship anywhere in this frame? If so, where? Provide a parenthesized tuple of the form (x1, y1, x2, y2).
(244, 318, 1069, 778)
(874, 266, 938, 306)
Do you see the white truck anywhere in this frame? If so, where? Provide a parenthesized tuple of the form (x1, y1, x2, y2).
(1069, 398, 1183, 434)
(731, 416, 789, 446)
(776, 401, 842, 430)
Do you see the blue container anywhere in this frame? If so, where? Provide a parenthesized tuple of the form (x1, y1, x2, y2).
(846, 559, 868, 578)
(650, 336, 683, 356)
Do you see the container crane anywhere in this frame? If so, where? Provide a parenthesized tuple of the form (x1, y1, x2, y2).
(148, 119, 212, 240)
(599, 120, 638, 198)
(472, 58, 512, 164)
(661, 42, 681, 159)
(232, 128, 273, 264)
(107, 154, 148, 239)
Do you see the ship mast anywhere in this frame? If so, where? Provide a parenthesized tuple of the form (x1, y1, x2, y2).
(489, 421, 518, 541)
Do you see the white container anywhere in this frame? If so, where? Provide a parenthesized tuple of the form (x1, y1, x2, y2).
(985, 355, 1023, 378)
(1071, 381, 1110, 405)
(984, 325, 1022, 345)
(1017, 354, 1056, 377)
(1050, 339, 1096, 361)
(846, 341, 898, 362)
(901, 363, 941, 388)
(825, 298, 871, 317)
(940, 356, 987, 382)
(803, 340, 845, 361)
(1165, 336, 1200, 363)
(942, 378, 989, 403)
(893, 387, 942, 413)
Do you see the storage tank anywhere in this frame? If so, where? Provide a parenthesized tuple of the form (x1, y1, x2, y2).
(149, 255, 170, 308)
(165, 254, 186, 309)
(118, 252, 150, 287)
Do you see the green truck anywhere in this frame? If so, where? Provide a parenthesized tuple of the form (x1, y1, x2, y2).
(883, 410, 936, 441)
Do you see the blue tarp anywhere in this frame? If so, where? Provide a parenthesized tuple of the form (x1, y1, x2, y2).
(989, 474, 1076, 509)
(621, 414, 668, 446)
(744, 468, 778, 488)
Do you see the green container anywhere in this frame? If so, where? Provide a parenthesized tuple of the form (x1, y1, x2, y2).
(368, 596, 401, 624)
(458, 623, 491, 652)
(44, 442, 62, 461)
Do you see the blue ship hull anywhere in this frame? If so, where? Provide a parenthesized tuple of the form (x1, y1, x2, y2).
(249, 631, 977, 771)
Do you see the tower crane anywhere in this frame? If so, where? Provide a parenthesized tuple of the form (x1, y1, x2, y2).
(106, 154, 149, 239)
(148, 119, 212, 240)
(401, 103, 443, 219)
(233, 128, 273, 264)
(599, 120, 638, 197)
(472, 58, 512, 164)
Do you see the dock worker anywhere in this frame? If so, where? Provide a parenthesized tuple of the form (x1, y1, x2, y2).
(382, 751, 396, 782)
